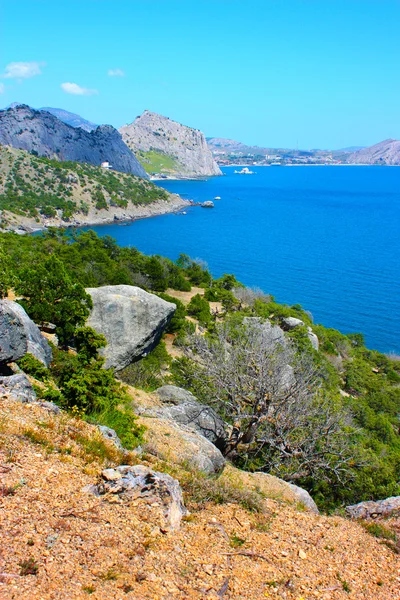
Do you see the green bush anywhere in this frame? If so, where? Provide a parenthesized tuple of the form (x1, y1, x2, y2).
(187, 294, 211, 326)
(17, 354, 50, 381)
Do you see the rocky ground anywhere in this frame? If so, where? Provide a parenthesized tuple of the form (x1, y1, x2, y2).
(1, 396, 400, 600)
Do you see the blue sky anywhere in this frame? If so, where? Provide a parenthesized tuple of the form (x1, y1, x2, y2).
(0, 0, 399, 149)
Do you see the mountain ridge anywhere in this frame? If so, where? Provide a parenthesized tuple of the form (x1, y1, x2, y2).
(40, 107, 98, 132)
(0, 104, 148, 178)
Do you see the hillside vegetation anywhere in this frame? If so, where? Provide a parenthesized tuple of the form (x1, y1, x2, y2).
(0, 146, 173, 229)
(136, 149, 179, 175)
(1, 230, 400, 512)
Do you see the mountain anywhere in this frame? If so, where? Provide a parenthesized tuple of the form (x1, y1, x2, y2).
(120, 110, 222, 178)
(207, 137, 272, 156)
(347, 139, 400, 165)
(0, 104, 148, 178)
(338, 146, 365, 153)
(40, 107, 98, 132)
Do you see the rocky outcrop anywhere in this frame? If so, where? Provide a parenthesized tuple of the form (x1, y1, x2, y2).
(0, 373, 37, 403)
(281, 316, 319, 351)
(85, 285, 176, 370)
(346, 496, 400, 519)
(138, 413, 226, 474)
(120, 110, 222, 178)
(0, 104, 148, 178)
(347, 139, 400, 165)
(88, 465, 188, 530)
(155, 385, 227, 447)
(243, 316, 287, 346)
(220, 465, 319, 514)
(0, 299, 52, 366)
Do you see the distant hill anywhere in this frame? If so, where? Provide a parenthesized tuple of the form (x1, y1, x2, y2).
(0, 145, 185, 231)
(338, 146, 365, 153)
(347, 139, 400, 165)
(40, 107, 98, 132)
(120, 110, 222, 178)
(207, 137, 273, 156)
(0, 104, 147, 178)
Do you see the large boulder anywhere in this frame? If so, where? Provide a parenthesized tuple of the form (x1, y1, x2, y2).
(0, 373, 37, 403)
(282, 316, 305, 330)
(0, 300, 52, 366)
(243, 317, 287, 346)
(155, 385, 227, 448)
(346, 496, 400, 519)
(138, 413, 226, 475)
(220, 464, 319, 514)
(85, 285, 176, 370)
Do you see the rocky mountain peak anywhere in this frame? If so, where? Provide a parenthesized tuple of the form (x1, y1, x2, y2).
(0, 104, 148, 178)
(120, 110, 222, 178)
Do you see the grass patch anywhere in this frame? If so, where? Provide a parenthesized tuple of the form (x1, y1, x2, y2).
(19, 557, 39, 576)
(360, 520, 397, 542)
(136, 150, 179, 174)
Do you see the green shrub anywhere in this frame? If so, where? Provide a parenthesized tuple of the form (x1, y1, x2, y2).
(17, 353, 50, 381)
(187, 294, 211, 326)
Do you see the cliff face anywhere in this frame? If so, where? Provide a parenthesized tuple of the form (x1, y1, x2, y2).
(347, 139, 400, 165)
(0, 104, 148, 178)
(120, 110, 222, 178)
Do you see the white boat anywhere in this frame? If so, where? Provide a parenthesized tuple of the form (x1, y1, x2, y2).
(214, 196, 221, 200)
(234, 167, 254, 174)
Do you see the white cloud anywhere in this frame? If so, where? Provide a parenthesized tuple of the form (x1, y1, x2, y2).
(0, 83, 4, 94)
(2, 61, 44, 79)
(108, 68, 125, 77)
(61, 82, 98, 96)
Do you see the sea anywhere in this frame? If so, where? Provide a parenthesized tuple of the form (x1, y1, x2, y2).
(81, 166, 400, 354)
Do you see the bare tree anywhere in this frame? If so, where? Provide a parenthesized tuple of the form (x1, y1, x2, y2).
(178, 318, 356, 484)
(232, 286, 272, 309)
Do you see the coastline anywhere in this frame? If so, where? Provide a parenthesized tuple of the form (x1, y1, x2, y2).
(0, 193, 190, 234)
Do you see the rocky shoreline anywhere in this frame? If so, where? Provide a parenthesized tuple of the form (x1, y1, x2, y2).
(0, 193, 190, 234)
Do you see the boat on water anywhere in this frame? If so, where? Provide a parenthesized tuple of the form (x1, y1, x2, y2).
(234, 167, 254, 174)
(201, 201, 214, 208)
(214, 196, 221, 200)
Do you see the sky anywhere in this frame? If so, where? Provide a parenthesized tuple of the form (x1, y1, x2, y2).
(0, 0, 399, 149)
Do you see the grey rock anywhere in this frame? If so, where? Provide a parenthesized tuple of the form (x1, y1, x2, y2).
(346, 496, 400, 519)
(120, 110, 222, 178)
(92, 465, 189, 529)
(0, 104, 148, 178)
(98, 425, 124, 451)
(85, 285, 176, 370)
(0, 373, 36, 402)
(307, 327, 319, 351)
(282, 317, 305, 330)
(0, 300, 52, 366)
(155, 385, 226, 447)
(35, 401, 61, 414)
(143, 416, 226, 475)
(287, 482, 320, 514)
(242, 317, 287, 347)
(156, 385, 196, 405)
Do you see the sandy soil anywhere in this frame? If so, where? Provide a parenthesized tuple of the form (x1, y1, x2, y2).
(1, 396, 400, 599)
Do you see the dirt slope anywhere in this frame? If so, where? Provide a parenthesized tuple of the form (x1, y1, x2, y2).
(1, 397, 399, 599)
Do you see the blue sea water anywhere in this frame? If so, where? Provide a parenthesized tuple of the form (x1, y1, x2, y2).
(83, 166, 400, 354)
